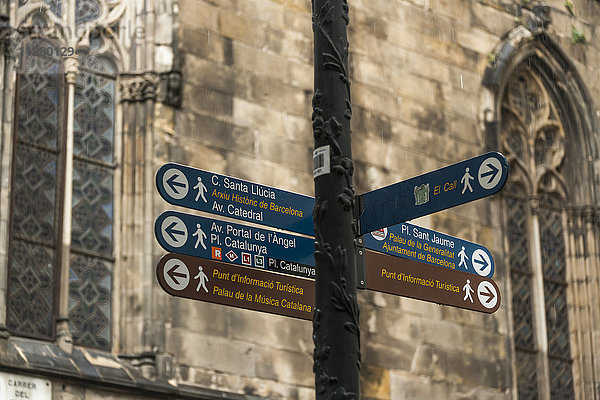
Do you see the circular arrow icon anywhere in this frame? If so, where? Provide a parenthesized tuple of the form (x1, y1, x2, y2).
(471, 249, 492, 277)
(477, 157, 503, 190)
(477, 281, 498, 309)
(163, 258, 190, 291)
(163, 168, 189, 199)
(161, 216, 188, 248)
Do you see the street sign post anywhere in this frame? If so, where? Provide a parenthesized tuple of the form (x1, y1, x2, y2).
(156, 163, 315, 236)
(357, 152, 508, 235)
(364, 222, 495, 277)
(154, 211, 316, 279)
(156, 253, 315, 320)
(362, 250, 500, 313)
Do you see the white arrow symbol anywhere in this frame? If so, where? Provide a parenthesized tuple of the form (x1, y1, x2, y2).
(471, 249, 492, 277)
(477, 157, 503, 190)
(477, 281, 498, 309)
(163, 258, 190, 291)
(163, 168, 189, 199)
(161, 216, 188, 248)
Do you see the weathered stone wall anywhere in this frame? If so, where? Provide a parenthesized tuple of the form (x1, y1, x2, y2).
(156, 0, 600, 399)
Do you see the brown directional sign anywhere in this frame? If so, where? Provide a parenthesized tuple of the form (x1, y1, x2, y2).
(363, 250, 501, 313)
(156, 253, 315, 320)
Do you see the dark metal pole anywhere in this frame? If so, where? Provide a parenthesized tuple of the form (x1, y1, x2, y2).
(311, 0, 360, 399)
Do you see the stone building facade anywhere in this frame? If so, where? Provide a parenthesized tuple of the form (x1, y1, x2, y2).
(0, 0, 599, 399)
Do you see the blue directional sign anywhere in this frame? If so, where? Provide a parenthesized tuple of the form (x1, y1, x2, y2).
(358, 152, 508, 235)
(154, 211, 316, 279)
(156, 163, 315, 236)
(363, 222, 494, 277)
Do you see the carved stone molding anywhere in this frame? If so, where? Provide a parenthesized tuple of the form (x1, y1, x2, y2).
(529, 196, 540, 215)
(3, 30, 22, 62)
(520, 3, 552, 34)
(156, 70, 182, 108)
(64, 55, 79, 84)
(119, 72, 159, 102)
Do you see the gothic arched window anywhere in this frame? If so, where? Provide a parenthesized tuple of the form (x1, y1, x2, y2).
(6, 1, 120, 350)
(501, 65, 574, 399)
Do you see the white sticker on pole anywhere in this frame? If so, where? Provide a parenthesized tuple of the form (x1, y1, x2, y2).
(313, 145, 330, 178)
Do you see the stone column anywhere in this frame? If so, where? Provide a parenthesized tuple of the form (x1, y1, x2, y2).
(118, 72, 159, 375)
(528, 196, 550, 399)
(56, 55, 78, 353)
(0, 29, 19, 347)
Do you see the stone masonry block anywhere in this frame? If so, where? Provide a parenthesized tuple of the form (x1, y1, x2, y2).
(390, 373, 454, 399)
(351, 55, 390, 91)
(254, 347, 313, 386)
(237, 0, 285, 28)
(246, 75, 307, 117)
(353, 135, 389, 165)
(429, 0, 472, 22)
(170, 299, 229, 337)
(349, 32, 405, 69)
(396, 98, 447, 134)
(184, 83, 233, 118)
(179, 0, 219, 31)
(229, 312, 311, 351)
(218, 9, 267, 46)
(178, 113, 256, 157)
(471, 1, 517, 36)
(281, 113, 312, 145)
(166, 327, 256, 375)
(360, 364, 391, 400)
(352, 0, 403, 21)
(419, 318, 465, 349)
(233, 97, 285, 135)
(353, 7, 389, 40)
(404, 51, 452, 84)
(183, 54, 247, 96)
(387, 24, 480, 71)
(366, 307, 425, 344)
(352, 81, 403, 120)
(179, 26, 231, 65)
(441, 86, 480, 119)
(456, 25, 499, 55)
(232, 42, 288, 82)
(256, 136, 312, 171)
(401, 4, 457, 42)
(283, 8, 312, 37)
(446, 65, 481, 95)
(264, 26, 312, 63)
(363, 340, 417, 372)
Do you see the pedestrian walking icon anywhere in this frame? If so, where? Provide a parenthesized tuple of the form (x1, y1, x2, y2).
(194, 176, 208, 203)
(463, 279, 474, 303)
(461, 168, 474, 194)
(458, 246, 468, 269)
(194, 266, 209, 292)
(193, 223, 207, 250)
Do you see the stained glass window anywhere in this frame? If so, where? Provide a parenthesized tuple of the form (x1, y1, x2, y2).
(69, 53, 116, 350)
(7, 38, 60, 339)
(7, 41, 116, 350)
(502, 64, 574, 399)
(506, 195, 538, 400)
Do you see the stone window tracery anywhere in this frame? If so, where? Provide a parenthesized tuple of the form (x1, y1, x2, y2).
(501, 65, 574, 399)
